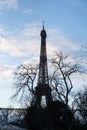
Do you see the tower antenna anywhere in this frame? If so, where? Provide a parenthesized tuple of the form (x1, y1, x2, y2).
(43, 21, 44, 30)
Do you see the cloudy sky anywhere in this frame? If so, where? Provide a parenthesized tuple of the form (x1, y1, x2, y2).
(0, 0, 87, 108)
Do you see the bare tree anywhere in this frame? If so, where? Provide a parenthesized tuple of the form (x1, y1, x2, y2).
(12, 52, 82, 108)
(12, 64, 38, 105)
(11, 52, 84, 130)
(73, 88, 87, 124)
(49, 52, 83, 130)
(49, 52, 81, 106)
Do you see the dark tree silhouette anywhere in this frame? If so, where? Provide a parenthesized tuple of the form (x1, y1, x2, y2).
(48, 52, 82, 130)
(12, 52, 84, 130)
(73, 88, 87, 124)
(12, 64, 38, 106)
(49, 52, 81, 107)
(23, 100, 73, 130)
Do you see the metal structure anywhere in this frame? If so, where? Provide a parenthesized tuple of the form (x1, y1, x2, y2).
(35, 23, 52, 107)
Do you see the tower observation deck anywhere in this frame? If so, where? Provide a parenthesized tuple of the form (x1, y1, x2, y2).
(35, 23, 52, 107)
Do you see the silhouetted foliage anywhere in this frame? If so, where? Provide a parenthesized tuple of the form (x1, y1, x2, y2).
(20, 99, 87, 130)
(23, 100, 74, 130)
(73, 88, 87, 124)
(12, 52, 86, 130)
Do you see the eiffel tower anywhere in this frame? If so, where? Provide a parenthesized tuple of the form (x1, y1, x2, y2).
(35, 23, 52, 107)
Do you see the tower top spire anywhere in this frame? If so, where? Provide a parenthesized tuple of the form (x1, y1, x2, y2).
(43, 21, 44, 30)
(41, 21, 46, 38)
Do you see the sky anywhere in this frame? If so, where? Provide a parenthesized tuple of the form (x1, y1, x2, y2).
(0, 0, 87, 108)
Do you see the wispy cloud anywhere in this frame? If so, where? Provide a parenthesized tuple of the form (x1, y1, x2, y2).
(0, 22, 81, 59)
(0, 26, 10, 36)
(58, 37, 80, 51)
(0, 0, 18, 10)
(0, 64, 15, 78)
(0, 22, 82, 80)
(24, 9, 41, 15)
(0, 38, 24, 56)
(19, 23, 40, 38)
(47, 28, 80, 53)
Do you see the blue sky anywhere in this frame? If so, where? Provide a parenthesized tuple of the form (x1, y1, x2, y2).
(0, 0, 87, 108)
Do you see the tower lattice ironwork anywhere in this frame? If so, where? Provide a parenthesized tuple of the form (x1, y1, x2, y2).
(35, 23, 52, 107)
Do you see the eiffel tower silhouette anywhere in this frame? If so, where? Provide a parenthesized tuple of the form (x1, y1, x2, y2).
(35, 22, 52, 107)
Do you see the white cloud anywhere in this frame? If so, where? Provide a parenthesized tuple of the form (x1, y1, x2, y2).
(24, 9, 41, 15)
(0, 22, 81, 63)
(58, 37, 80, 51)
(47, 42, 58, 57)
(72, 73, 87, 91)
(0, 25, 12, 37)
(19, 22, 41, 36)
(0, 0, 18, 10)
(23, 56, 39, 65)
(20, 24, 81, 56)
(0, 64, 15, 78)
(0, 38, 24, 56)
(47, 28, 80, 52)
